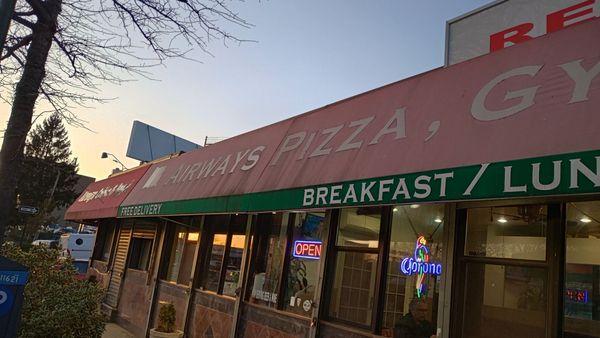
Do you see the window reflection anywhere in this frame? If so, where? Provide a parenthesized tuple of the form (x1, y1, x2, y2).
(462, 263, 547, 338)
(223, 234, 246, 297)
(465, 205, 547, 261)
(165, 225, 199, 285)
(204, 233, 226, 292)
(248, 213, 289, 308)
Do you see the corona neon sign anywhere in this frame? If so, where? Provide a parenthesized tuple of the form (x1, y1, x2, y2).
(400, 236, 442, 298)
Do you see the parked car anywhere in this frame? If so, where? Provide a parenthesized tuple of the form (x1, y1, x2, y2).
(31, 239, 59, 248)
(60, 233, 95, 261)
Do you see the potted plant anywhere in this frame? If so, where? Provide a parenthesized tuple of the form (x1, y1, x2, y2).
(150, 302, 184, 338)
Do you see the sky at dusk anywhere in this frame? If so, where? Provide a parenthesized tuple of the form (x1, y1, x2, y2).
(1, 0, 491, 180)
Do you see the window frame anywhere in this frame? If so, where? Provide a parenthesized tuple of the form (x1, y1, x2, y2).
(160, 218, 201, 286)
(321, 206, 392, 332)
(449, 201, 564, 338)
(197, 214, 249, 297)
(244, 212, 295, 310)
(127, 237, 154, 271)
(92, 221, 116, 262)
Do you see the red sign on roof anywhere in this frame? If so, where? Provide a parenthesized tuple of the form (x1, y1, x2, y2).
(65, 166, 149, 220)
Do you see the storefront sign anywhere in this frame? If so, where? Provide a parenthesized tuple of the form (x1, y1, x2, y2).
(302, 150, 600, 208)
(119, 203, 163, 217)
(65, 165, 149, 220)
(293, 240, 322, 260)
(118, 20, 600, 217)
(77, 183, 131, 203)
(446, 0, 600, 65)
(120, 149, 600, 217)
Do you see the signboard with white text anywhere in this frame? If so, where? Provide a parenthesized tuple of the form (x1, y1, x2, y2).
(65, 165, 149, 220)
(446, 0, 600, 65)
(119, 20, 600, 216)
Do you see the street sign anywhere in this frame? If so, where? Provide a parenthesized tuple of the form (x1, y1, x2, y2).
(0, 0, 17, 57)
(0, 257, 29, 338)
(17, 206, 38, 215)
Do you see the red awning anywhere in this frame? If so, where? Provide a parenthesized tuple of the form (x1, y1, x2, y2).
(65, 165, 150, 220)
(121, 20, 600, 209)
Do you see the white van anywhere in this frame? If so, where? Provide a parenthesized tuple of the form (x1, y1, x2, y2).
(60, 233, 96, 261)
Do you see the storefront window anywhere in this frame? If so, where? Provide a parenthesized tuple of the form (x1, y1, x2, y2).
(94, 222, 115, 262)
(336, 207, 380, 248)
(223, 234, 246, 297)
(204, 234, 226, 292)
(457, 204, 550, 338)
(165, 225, 200, 285)
(128, 237, 153, 271)
(247, 213, 289, 307)
(284, 211, 326, 316)
(462, 263, 547, 337)
(199, 214, 247, 296)
(564, 201, 600, 338)
(101, 226, 115, 261)
(465, 205, 547, 261)
(382, 204, 444, 335)
(328, 207, 382, 327)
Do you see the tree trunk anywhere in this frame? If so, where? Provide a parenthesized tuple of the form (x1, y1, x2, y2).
(0, 0, 62, 244)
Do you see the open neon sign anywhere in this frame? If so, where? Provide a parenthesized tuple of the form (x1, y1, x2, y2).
(293, 240, 322, 260)
(400, 236, 442, 298)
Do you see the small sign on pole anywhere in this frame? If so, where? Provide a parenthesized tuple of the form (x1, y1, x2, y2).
(17, 206, 38, 215)
(0, 0, 17, 57)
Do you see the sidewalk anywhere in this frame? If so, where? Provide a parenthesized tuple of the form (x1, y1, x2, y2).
(102, 323, 135, 338)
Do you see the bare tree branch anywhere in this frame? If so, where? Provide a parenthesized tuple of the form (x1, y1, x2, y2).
(11, 15, 35, 29)
(1, 35, 33, 61)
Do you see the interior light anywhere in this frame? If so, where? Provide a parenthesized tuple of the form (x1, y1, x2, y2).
(498, 217, 508, 224)
(393, 207, 398, 212)
(434, 218, 442, 223)
(580, 217, 592, 223)
(410, 204, 420, 209)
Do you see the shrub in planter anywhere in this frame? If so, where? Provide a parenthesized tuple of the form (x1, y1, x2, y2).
(150, 302, 183, 338)
(1, 243, 106, 338)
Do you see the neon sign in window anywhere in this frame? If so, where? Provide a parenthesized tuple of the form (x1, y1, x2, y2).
(293, 240, 322, 260)
(566, 289, 589, 304)
(400, 236, 442, 298)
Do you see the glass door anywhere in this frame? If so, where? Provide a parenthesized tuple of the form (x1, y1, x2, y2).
(452, 204, 553, 338)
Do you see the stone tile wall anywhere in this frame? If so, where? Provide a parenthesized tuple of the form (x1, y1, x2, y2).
(115, 269, 153, 337)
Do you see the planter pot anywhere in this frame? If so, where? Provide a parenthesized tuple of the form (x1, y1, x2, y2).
(149, 329, 184, 338)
